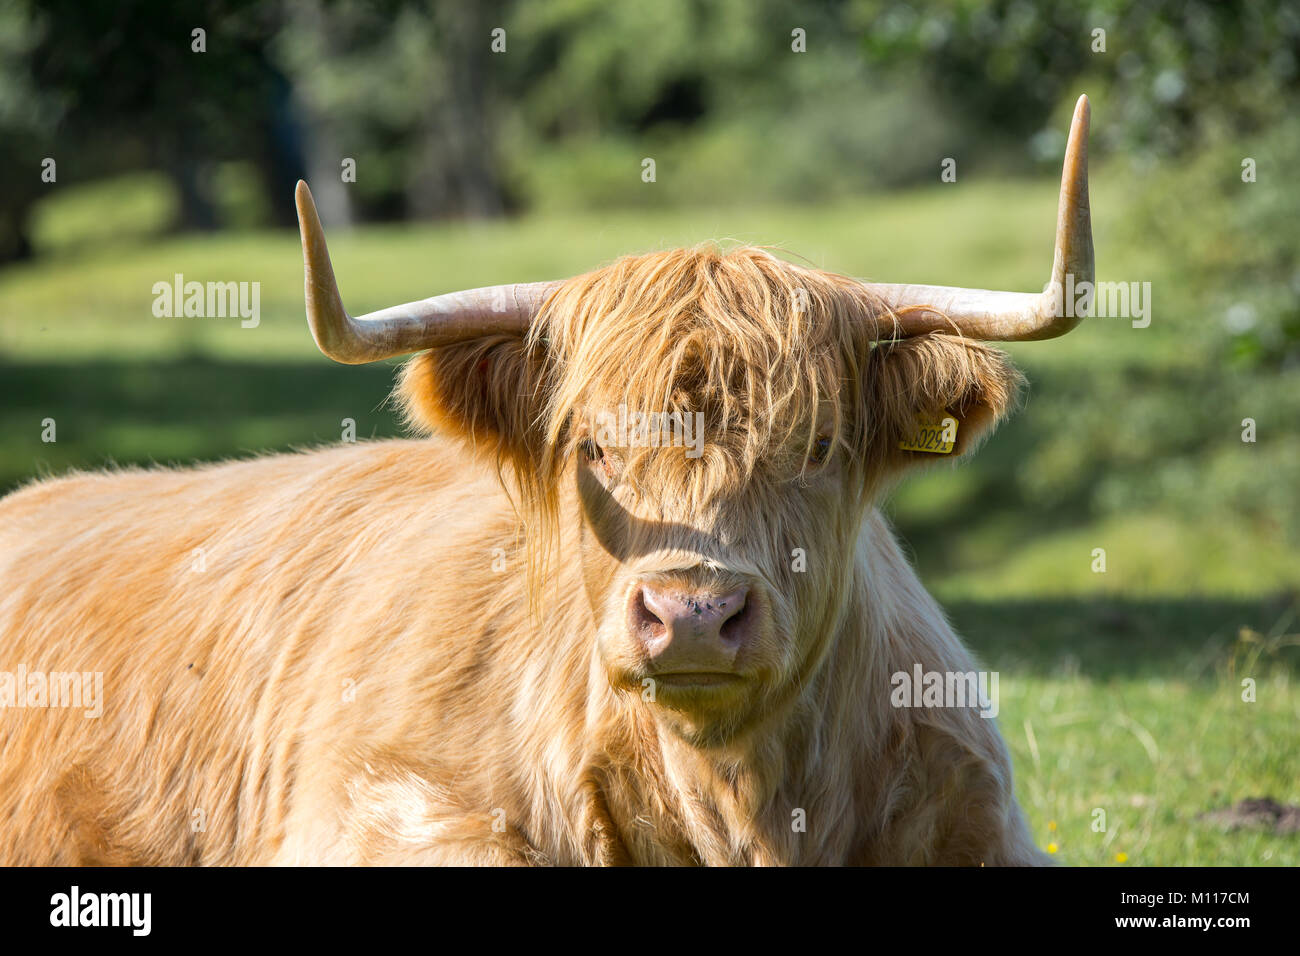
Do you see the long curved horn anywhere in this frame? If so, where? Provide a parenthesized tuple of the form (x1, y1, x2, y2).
(865, 94, 1094, 341)
(295, 181, 560, 364)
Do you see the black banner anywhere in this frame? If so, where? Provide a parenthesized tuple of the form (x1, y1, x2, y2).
(0, 865, 1279, 942)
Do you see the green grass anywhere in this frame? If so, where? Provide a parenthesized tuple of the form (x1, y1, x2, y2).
(955, 596, 1299, 866)
(1, 172, 1296, 865)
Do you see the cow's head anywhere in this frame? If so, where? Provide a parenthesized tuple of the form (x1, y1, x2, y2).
(295, 97, 1093, 747)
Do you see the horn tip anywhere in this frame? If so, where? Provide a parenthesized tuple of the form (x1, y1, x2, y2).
(1073, 93, 1091, 128)
(295, 180, 316, 222)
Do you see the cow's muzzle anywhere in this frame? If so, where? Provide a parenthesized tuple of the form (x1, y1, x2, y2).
(628, 582, 756, 685)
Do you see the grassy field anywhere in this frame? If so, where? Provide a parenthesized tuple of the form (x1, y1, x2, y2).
(1, 173, 1296, 865)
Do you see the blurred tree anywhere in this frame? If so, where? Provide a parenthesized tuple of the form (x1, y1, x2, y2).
(0, 0, 307, 261)
(3, 0, 1296, 254)
(272, 0, 512, 222)
(0, 0, 63, 260)
(858, 0, 1300, 159)
(498, 0, 965, 207)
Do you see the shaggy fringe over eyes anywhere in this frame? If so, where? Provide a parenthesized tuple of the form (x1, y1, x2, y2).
(519, 244, 888, 588)
(397, 244, 1021, 604)
(534, 245, 885, 473)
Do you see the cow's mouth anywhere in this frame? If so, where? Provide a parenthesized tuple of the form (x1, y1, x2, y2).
(651, 672, 744, 688)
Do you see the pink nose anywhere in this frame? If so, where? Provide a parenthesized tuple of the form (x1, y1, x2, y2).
(629, 584, 753, 671)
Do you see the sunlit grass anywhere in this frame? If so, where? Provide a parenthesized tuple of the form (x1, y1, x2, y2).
(1002, 640, 1297, 866)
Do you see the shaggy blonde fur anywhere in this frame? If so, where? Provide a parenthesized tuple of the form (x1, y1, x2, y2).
(0, 245, 1043, 865)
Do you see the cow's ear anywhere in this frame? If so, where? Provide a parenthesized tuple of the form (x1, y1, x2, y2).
(397, 335, 546, 469)
(867, 333, 1024, 466)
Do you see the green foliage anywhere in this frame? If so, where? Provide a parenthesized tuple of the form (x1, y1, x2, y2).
(1130, 117, 1300, 372)
(4, 0, 1298, 238)
(985, 112, 1300, 549)
(860, 0, 1300, 158)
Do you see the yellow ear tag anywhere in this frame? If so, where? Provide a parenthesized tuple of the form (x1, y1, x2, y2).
(899, 416, 958, 454)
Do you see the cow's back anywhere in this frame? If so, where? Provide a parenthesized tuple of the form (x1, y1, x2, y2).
(0, 437, 530, 864)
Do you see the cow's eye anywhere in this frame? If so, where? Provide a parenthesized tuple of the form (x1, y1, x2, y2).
(807, 435, 833, 466)
(579, 438, 619, 481)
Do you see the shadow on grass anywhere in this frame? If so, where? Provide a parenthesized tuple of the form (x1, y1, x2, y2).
(0, 357, 407, 493)
(951, 593, 1300, 680)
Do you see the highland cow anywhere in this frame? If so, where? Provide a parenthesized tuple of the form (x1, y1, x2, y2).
(0, 96, 1095, 865)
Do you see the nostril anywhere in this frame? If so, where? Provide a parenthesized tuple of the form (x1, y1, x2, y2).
(632, 587, 668, 636)
(718, 588, 751, 644)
